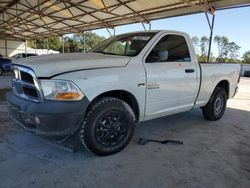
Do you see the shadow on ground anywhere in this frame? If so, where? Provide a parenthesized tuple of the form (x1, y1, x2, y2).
(0, 98, 249, 187)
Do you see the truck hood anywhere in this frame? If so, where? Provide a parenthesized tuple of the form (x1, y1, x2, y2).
(14, 52, 131, 77)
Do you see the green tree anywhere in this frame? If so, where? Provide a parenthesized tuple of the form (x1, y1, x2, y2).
(28, 32, 106, 53)
(214, 35, 224, 58)
(74, 31, 106, 52)
(200, 36, 209, 56)
(48, 36, 62, 51)
(63, 36, 79, 53)
(191, 36, 200, 55)
(214, 35, 241, 62)
(228, 42, 241, 59)
(243, 51, 250, 64)
(214, 35, 230, 60)
(28, 36, 62, 51)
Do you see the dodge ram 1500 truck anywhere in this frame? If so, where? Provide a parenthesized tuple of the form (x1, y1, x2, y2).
(7, 30, 240, 156)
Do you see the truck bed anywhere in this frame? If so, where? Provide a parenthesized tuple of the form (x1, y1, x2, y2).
(195, 62, 240, 107)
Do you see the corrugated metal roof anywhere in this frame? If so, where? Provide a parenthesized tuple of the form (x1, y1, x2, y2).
(0, 0, 249, 39)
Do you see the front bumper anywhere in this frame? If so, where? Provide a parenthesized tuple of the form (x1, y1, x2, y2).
(6, 91, 89, 136)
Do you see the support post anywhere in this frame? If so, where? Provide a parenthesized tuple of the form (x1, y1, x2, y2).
(142, 21, 151, 31)
(141, 22, 146, 31)
(24, 39, 27, 55)
(46, 38, 49, 54)
(4, 39, 7, 57)
(62, 35, 64, 53)
(34, 38, 37, 54)
(205, 12, 215, 62)
(106, 28, 113, 37)
(83, 31, 86, 53)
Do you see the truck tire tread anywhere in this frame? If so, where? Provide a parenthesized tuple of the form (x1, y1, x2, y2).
(202, 87, 227, 121)
(79, 97, 135, 156)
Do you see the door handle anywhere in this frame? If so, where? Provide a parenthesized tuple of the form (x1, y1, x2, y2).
(185, 69, 195, 73)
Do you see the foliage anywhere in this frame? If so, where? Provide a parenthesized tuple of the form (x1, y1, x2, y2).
(191, 36, 199, 54)
(73, 32, 106, 52)
(214, 35, 228, 59)
(243, 51, 250, 64)
(192, 35, 242, 63)
(28, 32, 106, 53)
(104, 41, 126, 54)
(200, 36, 209, 56)
(62, 36, 80, 53)
(213, 35, 241, 62)
(28, 36, 62, 51)
(48, 36, 62, 51)
(197, 55, 208, 62)
(197, 54, 216, 62)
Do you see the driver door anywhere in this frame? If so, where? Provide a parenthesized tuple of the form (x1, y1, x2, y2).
(144, 34, 197, 117)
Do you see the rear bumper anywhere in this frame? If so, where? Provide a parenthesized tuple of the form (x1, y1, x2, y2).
(6, 91, 89, 136)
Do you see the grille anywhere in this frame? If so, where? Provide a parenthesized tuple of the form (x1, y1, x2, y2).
(12, 66, 42, 102)
(23, 87, 38, 98)
(20, 71, 34, 84)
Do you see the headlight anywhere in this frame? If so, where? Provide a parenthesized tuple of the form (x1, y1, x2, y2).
(40, 80, 84, 101)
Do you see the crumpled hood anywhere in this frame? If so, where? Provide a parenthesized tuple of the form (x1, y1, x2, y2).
(14, 52, 131, 77)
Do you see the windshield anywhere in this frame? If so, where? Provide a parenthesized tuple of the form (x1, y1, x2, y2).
(90, 32, 156, 57)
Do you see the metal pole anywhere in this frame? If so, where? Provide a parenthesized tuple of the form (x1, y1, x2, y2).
(62, 35, 64, 53)
(34, 38, 37, 54)
(205, 12, 212, 30)
(4, 39, 7, 57)
(207, 14, 215, 62)
(83, 31, 86, 53)
(106, 28, 112, 37)
(24, 39, 27, 55)
(46, 38, 49, 54)
(141, 22, 146, 31)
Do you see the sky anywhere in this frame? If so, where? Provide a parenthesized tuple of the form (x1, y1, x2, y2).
(91, 6, 250, 58)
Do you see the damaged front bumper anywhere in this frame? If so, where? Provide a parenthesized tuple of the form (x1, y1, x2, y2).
(6, 91, 89, 136)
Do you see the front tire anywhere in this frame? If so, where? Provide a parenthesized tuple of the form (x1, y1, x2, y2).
(202, 87, 227, 121)
(79, 97, 136, 156)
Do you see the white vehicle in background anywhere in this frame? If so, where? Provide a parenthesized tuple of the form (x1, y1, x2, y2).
(12, 53, 38, 60)
(7, 30, 240, 156)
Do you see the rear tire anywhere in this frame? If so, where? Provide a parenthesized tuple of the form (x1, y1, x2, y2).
(202, 87, 227, 121)
(79, 97, 136, 156)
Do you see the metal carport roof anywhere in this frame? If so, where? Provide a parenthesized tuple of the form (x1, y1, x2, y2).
(0, 0, 250, 40)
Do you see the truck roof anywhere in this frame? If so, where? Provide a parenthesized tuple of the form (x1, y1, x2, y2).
(115, 30, 190, 37)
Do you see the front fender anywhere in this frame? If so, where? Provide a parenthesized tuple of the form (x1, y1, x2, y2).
(54, 64, 146, 120)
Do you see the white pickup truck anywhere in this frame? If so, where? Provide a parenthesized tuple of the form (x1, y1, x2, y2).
(7, 30, 240, 155)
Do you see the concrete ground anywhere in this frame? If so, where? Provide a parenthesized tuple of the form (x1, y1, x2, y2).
(0, 74, 249, 188)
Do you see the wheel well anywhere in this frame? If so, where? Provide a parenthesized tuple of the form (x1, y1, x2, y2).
(89, 90, 140, 122)
(216, 80, 229, 98)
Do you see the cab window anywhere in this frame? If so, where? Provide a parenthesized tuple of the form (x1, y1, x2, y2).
(146, 34, 191, 63)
